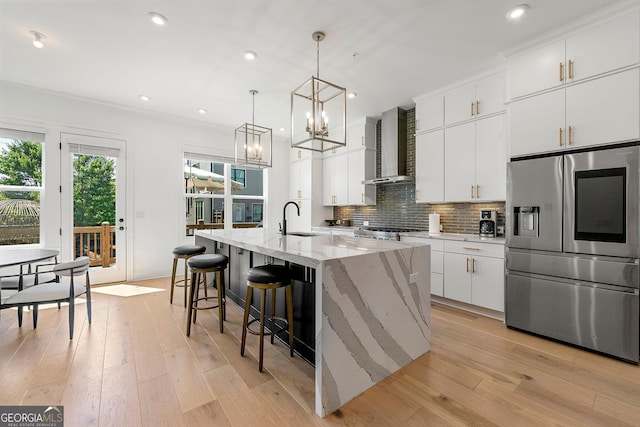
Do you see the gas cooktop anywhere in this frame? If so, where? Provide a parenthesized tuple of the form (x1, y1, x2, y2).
(354, 226, 423, 240)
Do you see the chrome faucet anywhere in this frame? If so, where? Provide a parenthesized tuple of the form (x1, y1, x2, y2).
(282, 201, 300, 236)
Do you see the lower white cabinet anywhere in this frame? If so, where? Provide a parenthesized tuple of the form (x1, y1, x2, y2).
(399, 236, 504, 312)
(443, 240, 504, 312)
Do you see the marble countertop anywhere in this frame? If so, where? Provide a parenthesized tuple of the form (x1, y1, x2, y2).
(195, 228, 429, 268)
(402, 231, 506, 245)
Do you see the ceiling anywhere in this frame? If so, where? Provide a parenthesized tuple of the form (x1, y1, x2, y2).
(0, 0, 625, 135)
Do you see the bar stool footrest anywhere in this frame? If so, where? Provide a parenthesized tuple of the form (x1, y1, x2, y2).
(246, 316, 289, 336)
(192, 295, 223, 311)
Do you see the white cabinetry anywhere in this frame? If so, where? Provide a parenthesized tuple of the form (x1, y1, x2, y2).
(415, 130, 444, 203)
(415, 95, 444, 134)
(399, 236, 504, 311)
(322, 117, 376, 206)
(443, 240, 504, 312)
(444, 114, 506, 202)
(510, 68, 640, 156)
(347, 118, 376, 206)
(509, 11, 640, 99)
(445, 74, 505, 125)
(399, 237, 443, 297)
(348, 147, 376, 205)
(323, 150, 348, 206)
(289, 148, 331, 230)
(414, 72, 506, 203)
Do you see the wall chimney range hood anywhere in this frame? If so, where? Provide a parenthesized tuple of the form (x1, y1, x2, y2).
(362, 107, 412, 184)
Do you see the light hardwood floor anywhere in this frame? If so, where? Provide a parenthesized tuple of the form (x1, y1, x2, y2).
(1, 276, 639, 426)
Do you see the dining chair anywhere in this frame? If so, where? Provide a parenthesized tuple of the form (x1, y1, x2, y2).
(0, 256, 92, 339)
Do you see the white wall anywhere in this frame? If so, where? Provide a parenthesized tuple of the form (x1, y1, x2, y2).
(0, 81, 289, 281)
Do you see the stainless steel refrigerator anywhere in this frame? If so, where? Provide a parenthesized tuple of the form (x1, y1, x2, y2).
(506, 144, 640, 362)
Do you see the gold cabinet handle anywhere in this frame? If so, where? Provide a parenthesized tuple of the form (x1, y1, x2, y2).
(471, 102, 475, 116)
(472, 258, 476, 273)
(476, 100, 479, 115)
(559, 62, 564, 82)
(568, 59, 573, 79)
(559, 128, 563, 146)
(471, 185, 475, 198)
(361, 136, 365, 146)
(476, 184, 479, 199)
(463, 246, 480, 251)
(466, 257, 469, 272)
(297, 150, 302, 159)
(568, 126, 573, 145)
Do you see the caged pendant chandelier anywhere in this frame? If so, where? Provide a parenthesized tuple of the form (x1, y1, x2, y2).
(291, 31, 346, 152)
(235, 89, 273, 168)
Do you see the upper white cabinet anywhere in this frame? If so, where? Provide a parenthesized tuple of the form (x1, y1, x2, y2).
(415, 95, 444, 134)
(509, 11, 640, 99)
(289, 157, 313, 201)
(348, 147, 376, 205)
(415, 130, 444, 203)
(414, 73, 507, 203)
(322, 117, 376, 206)
(322, 150, 349, 206)
(289, 149, 330, 230)
(347, 117, 376, 150)
(510, 68, 640, 156)
(444, 114, 506, 202)
(445, 74, 506, 126)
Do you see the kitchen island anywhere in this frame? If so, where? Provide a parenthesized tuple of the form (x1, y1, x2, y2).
(195, 228, 431, 416)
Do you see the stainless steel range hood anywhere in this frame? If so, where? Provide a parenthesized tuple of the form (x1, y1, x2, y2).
(362, 107, 412, 184)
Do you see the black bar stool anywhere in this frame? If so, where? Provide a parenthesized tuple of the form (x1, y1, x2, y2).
(240, 264, 294, 372)
(186, 254, 228, 336)
(170, 245, 206, 307)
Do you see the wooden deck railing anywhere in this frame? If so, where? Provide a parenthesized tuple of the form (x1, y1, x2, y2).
(74, 222, 116, 267)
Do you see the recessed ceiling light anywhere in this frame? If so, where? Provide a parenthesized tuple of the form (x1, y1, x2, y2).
(30, 31, 46, 49)
(347, 92, 357, 99)
(506, 4, 529, 20)
(198, 109, 207, 114)
(243, 50, 257, 61)
(139, 95, 150, 101)
(148, 12, 168, 26)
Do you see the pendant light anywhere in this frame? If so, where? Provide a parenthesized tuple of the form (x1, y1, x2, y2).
(235, 90, 273, 168)
(291, 31, 347, 152)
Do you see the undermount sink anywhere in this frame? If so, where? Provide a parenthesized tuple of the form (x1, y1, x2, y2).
(286, 231, 317, 237)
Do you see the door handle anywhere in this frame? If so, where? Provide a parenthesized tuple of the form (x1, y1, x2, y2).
(559, 62, 564, 81)
(559, 128, 563, 146)
(119, 226, 124, 231)
(472, 258, 476, 273)
(471, 102, 475, 116)
(475, 100, 479, 115)
(568, 126, 573, 145)
(568, 59, 573, 79)
(466, 257, 469, 272)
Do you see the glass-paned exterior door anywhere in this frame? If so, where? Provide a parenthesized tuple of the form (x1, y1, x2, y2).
(61, 133, 126, 284)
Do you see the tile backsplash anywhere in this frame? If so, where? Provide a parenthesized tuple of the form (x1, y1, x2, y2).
(334, 107, 506, 234)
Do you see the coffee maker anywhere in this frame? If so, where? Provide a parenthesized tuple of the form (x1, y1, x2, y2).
(479, 210, 497, 237)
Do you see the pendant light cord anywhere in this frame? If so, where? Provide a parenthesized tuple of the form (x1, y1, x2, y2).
(316, 37, 320, 80)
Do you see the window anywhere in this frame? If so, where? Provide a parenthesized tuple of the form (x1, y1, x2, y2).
(0, 129, 46, 246)
(184, 152, 265, 235)
(231, 168, 246, 186)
